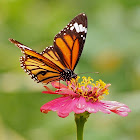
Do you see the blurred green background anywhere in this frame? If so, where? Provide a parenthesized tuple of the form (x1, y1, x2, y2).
(0, 0, 140, 140)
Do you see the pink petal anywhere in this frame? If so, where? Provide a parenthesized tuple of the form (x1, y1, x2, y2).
(40, 96, 70, 113)
(87, 101, 111, 114)
(110, 109, 129, 117)
(42, 85, 77, 96)
(57, 112, 69, 118)
(105, 84, 111, 88)
(85, 101, 99, 113)
(41, 96, 79, 118)
(42, 86, 57, 94)
(58, 88, 77, 96)
(42, 90, 58, 94)
(51, 82, 67, 89)
(100, 100, 131, 117)
(73, 96, 87, 114)
(94, 102, 111, 114)
(57, 97, 79, 118)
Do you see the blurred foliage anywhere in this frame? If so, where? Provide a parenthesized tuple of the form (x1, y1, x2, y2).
(0, 0, 140, 140)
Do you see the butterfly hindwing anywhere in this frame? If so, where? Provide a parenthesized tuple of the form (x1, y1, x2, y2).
(41, 45, 67, 70)
(54, 13, 87, 70)
(20, 55, 61, 84)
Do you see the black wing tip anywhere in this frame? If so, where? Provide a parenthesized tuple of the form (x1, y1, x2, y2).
(78, 13, 87, 16)
(9, 38, 22, 45)
(76, 13, 87, 18)
(9, 38, 16, 43)
(74, 13, 87, 26)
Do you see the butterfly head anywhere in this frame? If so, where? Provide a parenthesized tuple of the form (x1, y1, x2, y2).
(61, 68, 77, 81)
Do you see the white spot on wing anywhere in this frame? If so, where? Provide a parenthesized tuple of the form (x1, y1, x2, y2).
(84, 28, 87, 33)
(83, 13, 85, 16)
(70, 23, 87, 33)
(20, 45, 32, 50)
(79, 24, 84, 32)
(74, 22, 80, 33)
(70, 26, 74, 30)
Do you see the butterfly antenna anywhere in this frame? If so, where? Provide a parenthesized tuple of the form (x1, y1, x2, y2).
(77, 71, 99, 75)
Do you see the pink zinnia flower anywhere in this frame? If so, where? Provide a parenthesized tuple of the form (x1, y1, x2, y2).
(40, 77, 131, 118)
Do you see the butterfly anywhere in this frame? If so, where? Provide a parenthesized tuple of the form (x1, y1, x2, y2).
(9, 13, 87, 84)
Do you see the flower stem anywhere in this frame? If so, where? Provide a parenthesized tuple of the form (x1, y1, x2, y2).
(75, 112, 90, 140)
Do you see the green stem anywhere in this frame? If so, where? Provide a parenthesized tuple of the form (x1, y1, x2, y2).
(75, 112, 90, 140)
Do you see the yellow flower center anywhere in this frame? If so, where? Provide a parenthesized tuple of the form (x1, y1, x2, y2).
(68, 76, 110, 102)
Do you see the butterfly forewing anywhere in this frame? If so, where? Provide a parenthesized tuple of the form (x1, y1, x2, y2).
(54, 13, 87, 70)
(20, 54, 61, 84)
(21, 55, 60, 80)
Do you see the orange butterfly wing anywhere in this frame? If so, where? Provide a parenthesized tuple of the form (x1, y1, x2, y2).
(9, 13, 87, 84)
(9, 39, 64, 84)
(54, 13, 87, 70)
